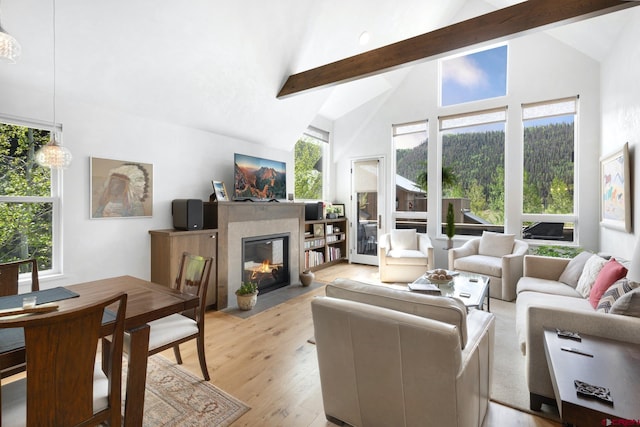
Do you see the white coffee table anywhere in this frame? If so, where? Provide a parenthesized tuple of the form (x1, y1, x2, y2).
(410, 272, 490, 312)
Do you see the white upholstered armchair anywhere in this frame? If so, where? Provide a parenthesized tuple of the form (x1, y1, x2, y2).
(379, 229, 434, 282)
(312, 278, 495, 427)
(448, 231, 529, 301)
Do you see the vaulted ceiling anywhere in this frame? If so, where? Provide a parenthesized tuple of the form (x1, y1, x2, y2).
(0, 0, 635, 150)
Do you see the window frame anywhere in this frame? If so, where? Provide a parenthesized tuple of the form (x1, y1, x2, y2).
(521, 96, 579, 244)
(0, 115, 63, 278)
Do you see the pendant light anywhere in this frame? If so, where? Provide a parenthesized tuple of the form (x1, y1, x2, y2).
(35, 0, 72, 169)
(0, 0, 20, 63)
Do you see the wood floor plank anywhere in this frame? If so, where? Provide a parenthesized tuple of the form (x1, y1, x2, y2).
(161, 263, 561, 427)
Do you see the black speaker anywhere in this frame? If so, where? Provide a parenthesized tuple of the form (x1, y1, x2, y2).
(305, 202, 323, 221)
(172, 199, 203, 230)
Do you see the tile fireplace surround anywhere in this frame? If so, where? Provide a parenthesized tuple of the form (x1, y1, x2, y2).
(217, 202, 305, 309)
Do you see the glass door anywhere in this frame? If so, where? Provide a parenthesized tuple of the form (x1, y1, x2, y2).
(351, 157, 385, 265)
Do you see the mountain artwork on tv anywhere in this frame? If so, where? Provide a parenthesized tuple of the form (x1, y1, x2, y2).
(234, 153, 287, 201)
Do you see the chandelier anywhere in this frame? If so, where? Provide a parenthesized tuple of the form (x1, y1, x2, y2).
(0, 1, 20, 63)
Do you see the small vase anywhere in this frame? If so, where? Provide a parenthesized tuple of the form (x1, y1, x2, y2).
(236, 291, 258, 310)
(447, 239, 454, 250)
(300, 270, 315, 287)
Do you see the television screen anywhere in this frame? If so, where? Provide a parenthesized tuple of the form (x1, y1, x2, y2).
(233, 153, 287, 201)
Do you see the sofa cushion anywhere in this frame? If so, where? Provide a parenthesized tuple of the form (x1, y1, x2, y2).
(453, 254, 502, 278)
(558, 251, 593, 288)
(478, 231, 515, 258)
(610, 287, 640, 317)
(575, 254, 607, 298)
(588, 258, 628, 308)
(390, 229, 417, 251)
(326, 278, 469, 348)
(515, 291, 593, 355)
(596, 278, 637, 313)
(386, 249, 430, 266)
(516, 276, 582, 298)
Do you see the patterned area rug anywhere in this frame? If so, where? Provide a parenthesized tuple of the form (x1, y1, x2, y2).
(127, 355, 250, 427)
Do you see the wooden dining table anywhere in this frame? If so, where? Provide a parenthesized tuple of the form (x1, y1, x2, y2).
(0, 275, 199, 427)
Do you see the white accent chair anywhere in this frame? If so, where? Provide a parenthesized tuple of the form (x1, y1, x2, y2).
(312, 278, 495, 427)
(378, 229, 434, 282)
(449, 231, 529, 301)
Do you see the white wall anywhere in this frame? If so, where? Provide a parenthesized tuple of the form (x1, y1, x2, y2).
(1, 83, 294, 289)
(331, 30, 602, 267)
(600, 8, 640, 258)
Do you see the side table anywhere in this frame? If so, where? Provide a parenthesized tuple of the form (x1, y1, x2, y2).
(543, 328, 640, 426)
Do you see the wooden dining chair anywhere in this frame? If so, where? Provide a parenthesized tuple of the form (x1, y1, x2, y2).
(0, 292, 128, 427)
(135, 252, 213, 380)
(0, 259, 39, 297)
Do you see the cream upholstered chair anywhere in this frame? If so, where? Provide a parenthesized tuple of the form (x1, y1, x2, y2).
(448, 231, 528, 301)
(312, 278, 495, 427)
(378, 229, 434, 282)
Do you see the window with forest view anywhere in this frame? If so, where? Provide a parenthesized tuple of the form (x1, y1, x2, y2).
(294, 127, 328, 200)
(0, 120, 58, 273)
(522, 97, 577, 242)
(393, 121, 428, 231)
(440, 108, 506, 236)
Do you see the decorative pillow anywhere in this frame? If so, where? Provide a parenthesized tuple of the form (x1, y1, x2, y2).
(575, 254, 607, 298)
(478, 231, 515, 258)
(389, 229, 417, 251)
(610, 286, 640, 317)
(588, 258, 628, 308)
(558, 251, 593, 288)
(597, 278, 637, 313)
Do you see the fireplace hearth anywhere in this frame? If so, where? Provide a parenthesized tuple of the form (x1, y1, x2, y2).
(242, 233, 290, 294)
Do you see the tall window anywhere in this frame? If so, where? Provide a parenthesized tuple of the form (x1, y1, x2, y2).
(522, 97, 577, 242)
(393, 121, 428, 231)
(440, 108, 507, 236)
(294, 126, 328, 201)
(0, 118, 60, 274)
(441, 44, 508, 106)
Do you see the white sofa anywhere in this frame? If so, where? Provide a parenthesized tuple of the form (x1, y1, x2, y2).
(311, 278, 495, 427)
(515, 254, 640, 411)
(378, 229, 434, 283)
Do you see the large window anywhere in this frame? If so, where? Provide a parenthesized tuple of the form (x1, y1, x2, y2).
(441, 45, 508, 106)
(294, 126, 328, 201)
(393, 121, 427, 231)
(0, 118, 60, 274)
(440, 108, 507, 236)
(522, 97, 577, 242)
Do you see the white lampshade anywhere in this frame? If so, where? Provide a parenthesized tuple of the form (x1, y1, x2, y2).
(35, 134, 72, 169)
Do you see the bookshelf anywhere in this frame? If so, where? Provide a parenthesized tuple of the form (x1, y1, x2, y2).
(303, 217, 348, 271)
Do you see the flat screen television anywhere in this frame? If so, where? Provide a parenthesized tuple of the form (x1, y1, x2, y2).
(233, 153, 287, 201)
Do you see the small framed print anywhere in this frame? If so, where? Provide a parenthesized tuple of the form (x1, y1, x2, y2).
(313, 223, 324, 237)
(333, 203, 345, 217)
(212, 180, 229, 202)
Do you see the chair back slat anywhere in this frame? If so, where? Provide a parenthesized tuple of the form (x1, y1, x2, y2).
(174, 252, 212, 321)
(0, 259, 40, 296)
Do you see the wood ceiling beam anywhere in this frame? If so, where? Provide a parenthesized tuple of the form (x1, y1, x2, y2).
(277, 0, 639, 98)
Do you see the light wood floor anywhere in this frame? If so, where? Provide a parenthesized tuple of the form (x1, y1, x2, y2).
(162, 263, 561, 427)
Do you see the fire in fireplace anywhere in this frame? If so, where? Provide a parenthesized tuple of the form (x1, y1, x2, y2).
(241, 233, 290, 294)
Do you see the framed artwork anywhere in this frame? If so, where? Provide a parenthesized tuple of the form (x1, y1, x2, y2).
(333, 203, 345, 217)
(91, 157, 153, 219)
(600, 142, 631, 232)
(212, 180, 229, 201)
(313, 223, 324, 237)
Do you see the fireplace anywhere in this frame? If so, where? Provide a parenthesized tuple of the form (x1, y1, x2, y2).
(242, 233, 290, 294)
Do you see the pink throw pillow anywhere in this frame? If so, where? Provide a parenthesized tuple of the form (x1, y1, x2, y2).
(589, 258, 628, 308)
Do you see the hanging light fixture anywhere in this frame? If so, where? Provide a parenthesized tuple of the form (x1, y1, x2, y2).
(35, 0, 72, 169)
(0, 0, 20, 63)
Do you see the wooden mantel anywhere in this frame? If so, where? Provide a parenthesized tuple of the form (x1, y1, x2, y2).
(277, 0, 639, 98)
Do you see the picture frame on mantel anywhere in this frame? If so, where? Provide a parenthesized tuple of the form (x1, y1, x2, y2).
(600, 142, 631, 232)
(212, 180, 229, 202)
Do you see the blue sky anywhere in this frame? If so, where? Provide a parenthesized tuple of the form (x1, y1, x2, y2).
(441, 45, 508, 106)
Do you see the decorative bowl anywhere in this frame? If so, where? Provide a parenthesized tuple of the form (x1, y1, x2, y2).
(428, 278, 453, 286)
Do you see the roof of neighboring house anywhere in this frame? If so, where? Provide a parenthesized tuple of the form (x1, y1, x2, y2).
(396, 175, 424, 194)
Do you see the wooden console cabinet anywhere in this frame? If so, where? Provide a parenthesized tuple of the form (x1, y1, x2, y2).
(149, 229, 218, 309)
(303, 217, 348, 271)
